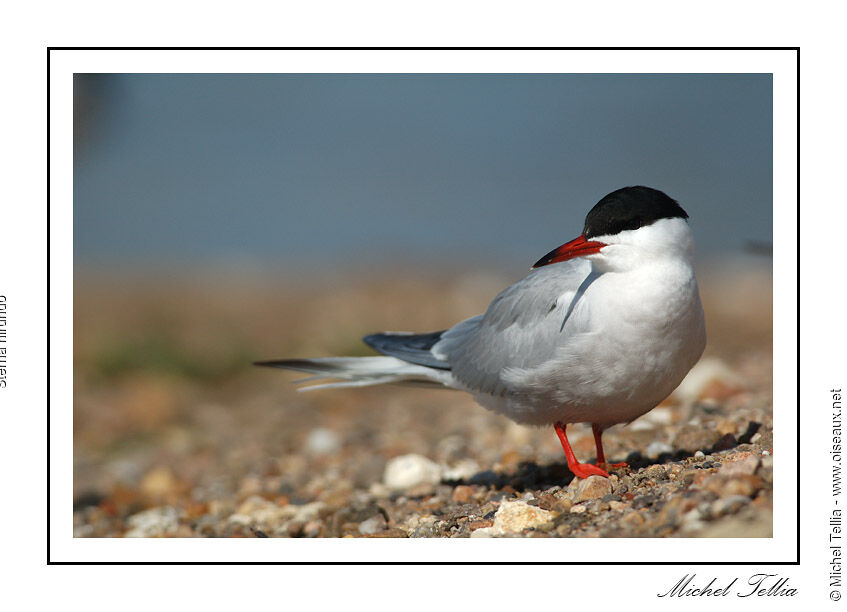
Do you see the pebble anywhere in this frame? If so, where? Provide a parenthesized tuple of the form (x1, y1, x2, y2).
(404, 514, 436, 532)
(719, 454, 760, 477)
(140, 466, 178, 498)
(722, 476, 762, 498)
(699, 474, 760, 499)
(383, 454, 442, 490)
(229, 496, 326, 529)
(757, 456, 774, 484)
(237, 475, 264, 498)
(468, 519, 494, 531)
(451, 485, 474, 504)
(304, 428, 341, 455)
(125, 506, 180, 537)
(712, 495, 750, 517)
(368, 482, 392, 499)
(410, 521, 442, 538)
(303, 521, 323, 537)
(470, 527, 494, 538)
(680, 508, 707, 533)
(208, 499, 235, 517)
(640, 465, 668, 481)
(441, 459, 480, 482)
(406, 482, 437, 497)
(572, 476, 613, 503)
(694, 450, 705, 460)
(717, 419, 738, 435)
(358, 514, 388, 535)
(490, 500, 555, 535)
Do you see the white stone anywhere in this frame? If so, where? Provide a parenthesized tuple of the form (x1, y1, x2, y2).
(680, 507, 706, 533)
(441, 458, 480, 481)
(490, 500, 554, 535)
(304, 427, 341, 455)
(404, 514, 437, 532)
(383, 454, 442, 490)
(358, 514, 387, 535)
(470, 527, 494, 538)
(229, 495, 325, 528)
(287, 501, 326, 522)
(125, 506, 180, 537)
(711, 495, 750, 517)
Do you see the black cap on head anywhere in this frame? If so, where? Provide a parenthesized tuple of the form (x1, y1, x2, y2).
(582, 186, 688, 239)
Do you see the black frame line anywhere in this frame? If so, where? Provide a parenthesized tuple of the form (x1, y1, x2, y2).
(50, 46, 799, 565)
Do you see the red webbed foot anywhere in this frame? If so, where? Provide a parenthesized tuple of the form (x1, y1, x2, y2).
(569, 461, 610, 479)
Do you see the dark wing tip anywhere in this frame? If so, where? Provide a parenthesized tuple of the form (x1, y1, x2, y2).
(253, 359, 306, 369)
(362, 333, 398, 350)
(254, 359, 282, 368)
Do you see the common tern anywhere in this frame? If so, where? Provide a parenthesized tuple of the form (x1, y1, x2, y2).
(257, 186, 706, 478)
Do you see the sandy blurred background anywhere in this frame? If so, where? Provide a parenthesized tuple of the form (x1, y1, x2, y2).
(73, 74, 773, 537)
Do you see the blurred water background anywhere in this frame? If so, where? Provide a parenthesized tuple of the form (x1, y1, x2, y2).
(74, 73, 772, 278)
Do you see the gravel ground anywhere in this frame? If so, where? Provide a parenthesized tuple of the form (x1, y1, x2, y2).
(73, 264, 773, 538)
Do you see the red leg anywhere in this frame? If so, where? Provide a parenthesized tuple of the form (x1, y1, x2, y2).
(591, 423, 628, 471)
(554, 422, 609, 478)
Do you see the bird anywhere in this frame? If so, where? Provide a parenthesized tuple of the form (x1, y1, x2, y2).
(256, 186, 706, 479)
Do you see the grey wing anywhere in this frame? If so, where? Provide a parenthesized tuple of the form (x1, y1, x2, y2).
(432, 259, 593, 395)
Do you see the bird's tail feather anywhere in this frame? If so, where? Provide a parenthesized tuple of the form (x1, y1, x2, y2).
(254, 356, 451, 391)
